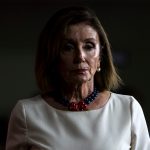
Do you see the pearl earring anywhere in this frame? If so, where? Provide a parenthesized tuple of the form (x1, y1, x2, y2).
(97, 67, 101, 72)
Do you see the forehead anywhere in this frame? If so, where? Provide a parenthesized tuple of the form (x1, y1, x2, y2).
(64, 23, 99, 41)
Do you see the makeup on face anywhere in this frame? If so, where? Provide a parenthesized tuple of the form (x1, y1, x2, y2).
(59, 23, 101, 84)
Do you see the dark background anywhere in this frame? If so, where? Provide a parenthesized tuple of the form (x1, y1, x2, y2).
(0, 0, 150, 149)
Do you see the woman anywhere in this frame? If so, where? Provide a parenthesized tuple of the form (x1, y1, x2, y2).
(6, 6, 150, 150)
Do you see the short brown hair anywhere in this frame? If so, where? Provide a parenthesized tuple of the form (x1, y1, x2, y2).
(35, 6, 121, 94)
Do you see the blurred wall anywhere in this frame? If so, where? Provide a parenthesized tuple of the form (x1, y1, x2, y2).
(0, 0, 150, 148)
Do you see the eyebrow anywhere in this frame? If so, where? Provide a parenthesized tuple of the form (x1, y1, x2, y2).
(64, 38, 97, 43)
(84, 38, 97, 42)
(64, 39, 74, 42)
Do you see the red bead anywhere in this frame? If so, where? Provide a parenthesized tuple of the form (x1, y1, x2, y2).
(78, 101, 87, 111)
(69, 102, 78, 111)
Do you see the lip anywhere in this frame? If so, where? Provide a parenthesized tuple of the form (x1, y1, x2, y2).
(71, 69, 88, 74)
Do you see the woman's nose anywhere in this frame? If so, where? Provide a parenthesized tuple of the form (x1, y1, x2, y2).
(73, 48, 85, 64)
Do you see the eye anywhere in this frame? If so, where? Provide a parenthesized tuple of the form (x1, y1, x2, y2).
(62, 43, 75, 52)
(84, 42, 95, 51)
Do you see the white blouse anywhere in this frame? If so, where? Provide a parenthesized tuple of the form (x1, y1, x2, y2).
(6, 93, 150, 150)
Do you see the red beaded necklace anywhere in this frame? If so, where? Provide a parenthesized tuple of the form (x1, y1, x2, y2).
(57, 87, 99, 111)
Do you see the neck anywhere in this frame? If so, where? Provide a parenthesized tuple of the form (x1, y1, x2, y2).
(60, 81, 94, 103)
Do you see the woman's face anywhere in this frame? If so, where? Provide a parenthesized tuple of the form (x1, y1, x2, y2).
(58, 23, 100, 84)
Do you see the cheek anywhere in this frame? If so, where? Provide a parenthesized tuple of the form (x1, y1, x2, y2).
(58, 56, 73, 81)
(88, 47, 100, 70)
(88, 56, 99, 74)
(59, 55, 73, 71)
(58, 62, 69, 82)
(58, 62, 69, 74)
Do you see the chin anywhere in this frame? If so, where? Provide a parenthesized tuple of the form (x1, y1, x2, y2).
(71, 76, 91, 84)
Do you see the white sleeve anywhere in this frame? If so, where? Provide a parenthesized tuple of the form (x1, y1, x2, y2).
(130, 97, 150, 150)
(5, 101, 29, 150)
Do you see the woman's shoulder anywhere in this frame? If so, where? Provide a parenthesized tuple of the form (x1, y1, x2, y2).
(13, 95, 44, 112)
(17, 94, 42, 104)
(10, 95, 54, 122)
(106, 92, 144, 119)
(111, 92, 136, 101)
(111, 92, 140, 105)
(111, 92, 131, 98)
(110, 92, 141, 109)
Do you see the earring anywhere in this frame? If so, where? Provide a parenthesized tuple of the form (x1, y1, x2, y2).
(97, 67, 101, 72)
